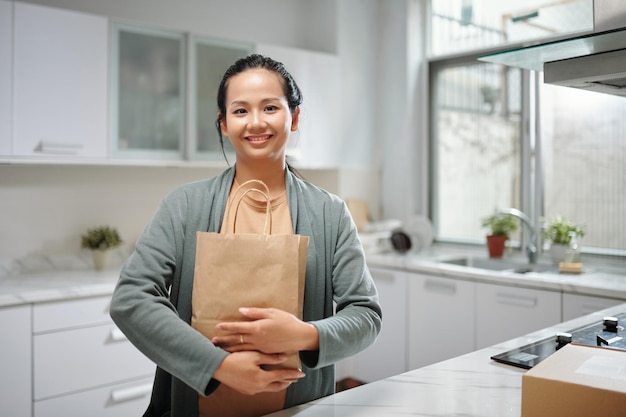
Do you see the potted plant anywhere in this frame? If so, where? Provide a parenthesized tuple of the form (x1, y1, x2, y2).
(81, 225, 123, 270)
(482, 214, 518, 258)
(542, 216, 585, 264)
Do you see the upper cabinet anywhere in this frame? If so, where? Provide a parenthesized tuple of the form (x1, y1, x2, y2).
(11, 2, 108, 159)
(110, 24, 186, 160)
(0, 0, 11, 156)
(0, 3, 341, 168)
(110, 24, 251, 162)
(256, 44, 341, 169)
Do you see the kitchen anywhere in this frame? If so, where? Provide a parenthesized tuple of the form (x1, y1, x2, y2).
(1, 0, 626, 416)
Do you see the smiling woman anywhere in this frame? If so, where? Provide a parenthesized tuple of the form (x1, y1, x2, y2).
(109, 54, 382, 417)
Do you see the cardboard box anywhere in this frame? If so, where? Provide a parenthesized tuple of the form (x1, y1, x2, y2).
(521, 343, 626, 417)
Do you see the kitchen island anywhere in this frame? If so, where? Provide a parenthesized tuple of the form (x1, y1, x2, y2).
(264, 302, 626, 417)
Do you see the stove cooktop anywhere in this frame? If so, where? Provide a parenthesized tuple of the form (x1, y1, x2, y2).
(491, 313, 626, 369)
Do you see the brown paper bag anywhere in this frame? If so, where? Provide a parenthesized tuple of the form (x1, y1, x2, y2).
(192, 180, 308, 417)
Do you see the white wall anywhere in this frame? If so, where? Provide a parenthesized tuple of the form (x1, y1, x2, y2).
(0, 164, 344, 272)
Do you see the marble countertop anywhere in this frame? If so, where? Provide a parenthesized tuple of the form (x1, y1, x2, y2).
(366, 245, 626, 300)
(0, 269, 119, 307)
(265, 301, 626, 417)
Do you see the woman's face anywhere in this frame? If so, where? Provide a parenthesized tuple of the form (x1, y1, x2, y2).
(220, 68, 299, 164)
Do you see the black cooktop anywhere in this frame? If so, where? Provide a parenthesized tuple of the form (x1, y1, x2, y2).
(491, 313, 626, 369)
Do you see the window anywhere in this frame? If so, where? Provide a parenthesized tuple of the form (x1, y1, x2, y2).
(431, 60, 522, 243)
(429, 0, 625, 256)
(540, 82, 626, 255)
(430, 0, 593, 57)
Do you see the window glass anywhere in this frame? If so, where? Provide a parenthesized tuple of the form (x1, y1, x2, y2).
(433, 62, 522, 242)
(430, 0, 592, 57)
(540, 83, 626, 254)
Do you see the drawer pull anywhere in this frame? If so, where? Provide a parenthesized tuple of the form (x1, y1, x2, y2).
(111, 383, 153, 403)
(424, 279, 456, 295)
(496, 292, 537, 308)
(34, 140, 83, 155)
(109, 326, 128, 342)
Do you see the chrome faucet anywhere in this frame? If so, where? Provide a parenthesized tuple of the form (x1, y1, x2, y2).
(496, 208, 539, 264)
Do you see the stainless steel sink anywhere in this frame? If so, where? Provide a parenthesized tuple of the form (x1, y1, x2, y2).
(440, 256, 558, 274)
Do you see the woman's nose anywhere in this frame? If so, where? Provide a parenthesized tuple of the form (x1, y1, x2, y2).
(249, 110, 266, 128)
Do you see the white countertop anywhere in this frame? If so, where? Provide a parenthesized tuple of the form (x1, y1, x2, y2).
(265, 302, 626, 417)
(0, 269, 119, 307)
(366, 245, 626, 300)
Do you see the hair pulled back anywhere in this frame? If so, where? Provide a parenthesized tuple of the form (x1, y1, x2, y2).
(215, 54, 303, 165)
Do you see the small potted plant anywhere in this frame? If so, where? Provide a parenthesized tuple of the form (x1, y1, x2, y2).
(482, 214, 518, 258)
(542, 215, 584, 264)
(81, 225, 123, 270)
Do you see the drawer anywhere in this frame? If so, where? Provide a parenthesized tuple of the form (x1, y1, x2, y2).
(34, 296, 113, 333)
(34, 377, 153, 417)
(34, 323, 154, 400)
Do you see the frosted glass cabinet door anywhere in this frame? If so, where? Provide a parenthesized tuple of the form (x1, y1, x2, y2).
(13, 2, 108, 158)
(112, 25, 185, 159)
(192, 38, 251, 161)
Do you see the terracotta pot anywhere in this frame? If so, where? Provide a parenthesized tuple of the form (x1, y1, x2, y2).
(486, 235, 508, 258)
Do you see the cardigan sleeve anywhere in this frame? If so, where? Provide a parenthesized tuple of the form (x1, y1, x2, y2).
(109, 186, 229, 396)
(301, 196, 382, 369)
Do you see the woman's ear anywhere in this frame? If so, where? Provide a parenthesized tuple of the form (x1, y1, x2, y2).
(218, 113, 228, 136)
(290, 107, 300, 132)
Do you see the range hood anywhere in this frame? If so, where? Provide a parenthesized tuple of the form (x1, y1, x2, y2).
(479, 0, 626, 96)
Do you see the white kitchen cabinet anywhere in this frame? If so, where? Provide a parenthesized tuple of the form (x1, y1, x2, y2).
(256, 44, 341, 168)
(12, 2, 108, 158)
(562, 293, 622, 321)
(408, 272, 476, 369)
(34, 377, 153, 417)
(32, 296, 154, 416)
(475, 282, 561, 349)
(346, 267, 408, 382)
(0, 304, 32, 417)
(0, 0, 11, 155)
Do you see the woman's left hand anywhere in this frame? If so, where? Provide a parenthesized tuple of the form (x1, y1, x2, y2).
(212, 307, 319, 354)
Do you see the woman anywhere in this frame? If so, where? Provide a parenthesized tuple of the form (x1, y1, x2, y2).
(110, 54, 382, 417)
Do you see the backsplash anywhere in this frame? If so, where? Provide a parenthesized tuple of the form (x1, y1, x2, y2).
(0, 164, 378, 277)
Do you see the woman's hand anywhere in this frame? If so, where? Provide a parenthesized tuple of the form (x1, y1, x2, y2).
(213, 351, 305, 395)
(211, 307, 319, 355)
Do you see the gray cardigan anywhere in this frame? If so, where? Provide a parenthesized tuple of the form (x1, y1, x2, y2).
(110, 167, 382, 416)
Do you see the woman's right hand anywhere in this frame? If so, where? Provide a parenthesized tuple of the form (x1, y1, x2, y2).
(212, 351, 306, 395)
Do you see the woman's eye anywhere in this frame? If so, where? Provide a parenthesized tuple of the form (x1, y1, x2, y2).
(233, 108, 247, 115)
(265, 105, 279, 112)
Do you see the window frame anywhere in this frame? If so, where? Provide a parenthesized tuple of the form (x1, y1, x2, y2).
(427, 48, 538, 252)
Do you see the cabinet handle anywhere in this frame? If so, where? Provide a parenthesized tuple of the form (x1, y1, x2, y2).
(34, 140, 84, 155)
(424, 279, 456, 295)
(496, 292, 537, 308)
(110, 383, 153, 403)
(109, 326, 128, 342)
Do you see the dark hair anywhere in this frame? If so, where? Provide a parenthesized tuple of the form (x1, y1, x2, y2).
(215, 54, 303, 170)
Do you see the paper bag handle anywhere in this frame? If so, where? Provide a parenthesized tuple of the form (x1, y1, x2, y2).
(225, 179, 272, 235)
